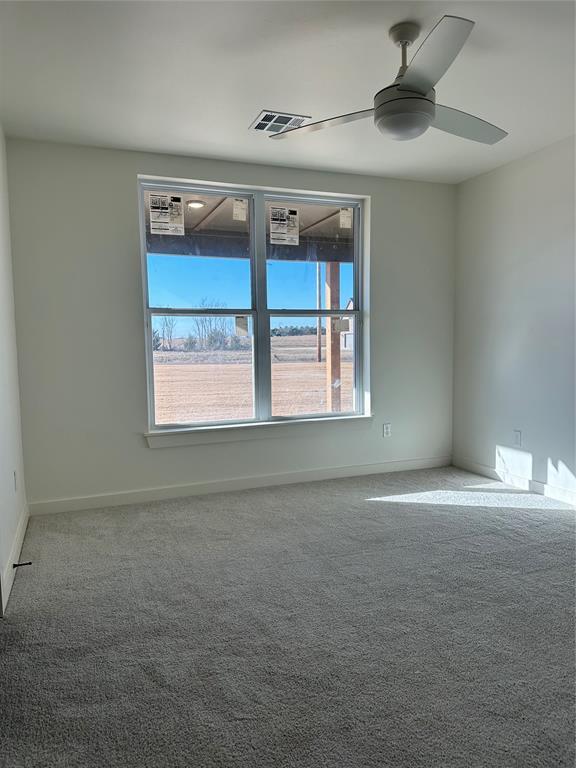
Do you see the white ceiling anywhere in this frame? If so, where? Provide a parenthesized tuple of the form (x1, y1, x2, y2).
(0, 1, 574, 183)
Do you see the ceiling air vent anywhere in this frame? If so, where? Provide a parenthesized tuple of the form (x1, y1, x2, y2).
(250, 110, 310, 134)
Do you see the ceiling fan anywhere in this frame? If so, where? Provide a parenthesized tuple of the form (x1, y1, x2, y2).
(270, 15, 507, 145)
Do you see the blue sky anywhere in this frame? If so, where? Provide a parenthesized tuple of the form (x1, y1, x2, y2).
(147, 254, 353, 333)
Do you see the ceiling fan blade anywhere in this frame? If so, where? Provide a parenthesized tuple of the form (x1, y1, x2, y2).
(398, 15, 474, 95)
(270, 109, 374, 139)
(432, 104, 508, 144)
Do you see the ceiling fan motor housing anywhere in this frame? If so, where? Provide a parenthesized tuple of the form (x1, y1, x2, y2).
(373, 84, 436, 140)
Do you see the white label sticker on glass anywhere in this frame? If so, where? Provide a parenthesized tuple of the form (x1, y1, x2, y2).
(270, 206, 299, 246)
(339, 207, 353, 229)
(235, 316, 249, 336)
(149, 194, 185, 236)
(332, 318, 350, 333)
(233, 198, 248, 222)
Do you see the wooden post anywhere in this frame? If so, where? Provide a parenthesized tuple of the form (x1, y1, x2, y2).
(325, 262, 341, 412)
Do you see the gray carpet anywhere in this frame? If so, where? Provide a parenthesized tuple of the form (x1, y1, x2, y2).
(1, 467, 574, 767)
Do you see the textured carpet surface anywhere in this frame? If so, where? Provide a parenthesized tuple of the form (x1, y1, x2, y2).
(1, 467, 574, 767)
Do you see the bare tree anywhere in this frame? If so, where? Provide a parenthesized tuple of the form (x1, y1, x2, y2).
(161, 316, 177, 351)
(193, 298, 228, 349)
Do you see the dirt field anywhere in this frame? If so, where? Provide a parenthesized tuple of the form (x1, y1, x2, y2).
(153, 335, 354, 424)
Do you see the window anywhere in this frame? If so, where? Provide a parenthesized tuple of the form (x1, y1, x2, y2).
(139, 180, 366, 430)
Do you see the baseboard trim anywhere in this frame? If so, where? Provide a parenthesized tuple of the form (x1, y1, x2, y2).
(29, 455, 452, 516)
(1, 507, 29, 616)
(454, 457, 576, 507)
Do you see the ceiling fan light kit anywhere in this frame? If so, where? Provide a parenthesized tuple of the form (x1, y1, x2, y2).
(271, 15, 508, 146)
(373, 86, 435, 140)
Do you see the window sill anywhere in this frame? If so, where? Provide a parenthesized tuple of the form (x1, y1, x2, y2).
(145, 413, 373, 448)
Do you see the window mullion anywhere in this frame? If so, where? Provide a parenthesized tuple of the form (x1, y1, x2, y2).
(353, 205, 363, 414)
(253, 191, 272, 421)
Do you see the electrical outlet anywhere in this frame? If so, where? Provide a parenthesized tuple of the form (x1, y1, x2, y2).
(383, 423, 392, 438)
(513, 429, 522, 447)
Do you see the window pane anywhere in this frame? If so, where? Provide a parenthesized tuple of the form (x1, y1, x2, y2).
(265, 200, 355, 310)
(152, 315, 254, 425)
(147, 254, 251, 310)
(270, 315, 355, 417)
(145, 191, 251, 310)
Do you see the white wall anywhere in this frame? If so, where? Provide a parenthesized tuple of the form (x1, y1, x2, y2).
(0, 125, 28, 611)
(7, 139, 455, 514)
(454, 137, 576, 503)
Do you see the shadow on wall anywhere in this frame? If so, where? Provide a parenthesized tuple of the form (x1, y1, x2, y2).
(495, 445, 532, 489)
(495, 445, 576, 505)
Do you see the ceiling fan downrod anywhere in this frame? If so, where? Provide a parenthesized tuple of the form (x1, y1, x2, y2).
(388, 21, 420, 78)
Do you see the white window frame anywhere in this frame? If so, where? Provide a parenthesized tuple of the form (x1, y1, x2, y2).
(138, 175, 370, 440)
